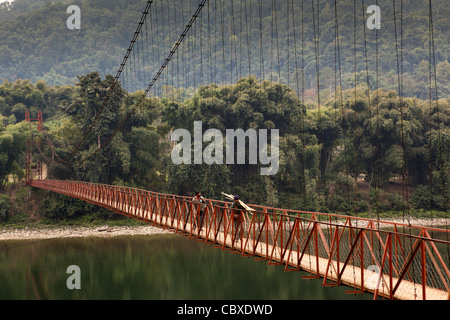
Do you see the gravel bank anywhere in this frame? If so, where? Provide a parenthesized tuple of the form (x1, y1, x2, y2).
(0, 225, 171, 241)
(0, 218, 447, 241)
(365, 218, 449, 229)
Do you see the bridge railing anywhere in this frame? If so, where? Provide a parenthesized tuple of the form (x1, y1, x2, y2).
(30, 179, 449, 300)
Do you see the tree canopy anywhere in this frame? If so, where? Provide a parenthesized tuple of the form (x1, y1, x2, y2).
(1, 73, 447, 217)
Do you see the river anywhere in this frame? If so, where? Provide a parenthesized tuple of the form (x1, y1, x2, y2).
(0, 233, 374, 300)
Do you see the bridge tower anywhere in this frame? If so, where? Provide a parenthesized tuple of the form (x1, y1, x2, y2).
(25, 110, 43, 184)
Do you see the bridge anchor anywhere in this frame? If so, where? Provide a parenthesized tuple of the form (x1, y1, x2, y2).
(25, 110, 43, 184)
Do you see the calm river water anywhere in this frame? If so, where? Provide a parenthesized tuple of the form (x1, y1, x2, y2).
(0, 233, 374, 300)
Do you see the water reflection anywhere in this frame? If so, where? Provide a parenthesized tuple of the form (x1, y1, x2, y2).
(0, 234, 373, 300)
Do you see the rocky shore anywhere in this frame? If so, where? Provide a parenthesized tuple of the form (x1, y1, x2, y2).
(379, 217, 449, 227)
(343, 217, 449, 229)
(0, 217, 447, 242)
(0, 225, 171, 241)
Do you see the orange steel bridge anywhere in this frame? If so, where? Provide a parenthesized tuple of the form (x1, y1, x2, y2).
(30, 179, 450, 300)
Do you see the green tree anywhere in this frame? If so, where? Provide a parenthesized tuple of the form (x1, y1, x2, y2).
(0, 194, 11, 222)
(0, 121, 30, 188)
(59, 72, 126, 184)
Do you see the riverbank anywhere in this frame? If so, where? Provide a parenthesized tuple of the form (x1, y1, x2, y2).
(0, 224, 171, 241)
(347, 217, 449, 229)
(0, 217, 448, 241)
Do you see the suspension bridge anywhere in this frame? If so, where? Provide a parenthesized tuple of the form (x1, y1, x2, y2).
(22, 0, 449, 300)
(29, 179, 449, 300)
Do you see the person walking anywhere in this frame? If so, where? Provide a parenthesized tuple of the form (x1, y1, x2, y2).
(230, 194, 244, 240)
(192, 191, 206, 231)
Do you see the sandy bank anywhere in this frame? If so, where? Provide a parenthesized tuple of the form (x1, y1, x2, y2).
(0, 225, 171, 241)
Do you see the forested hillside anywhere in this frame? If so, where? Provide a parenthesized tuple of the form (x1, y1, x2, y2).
(0, 0, 449, 99)
(0, 0, 144, 86)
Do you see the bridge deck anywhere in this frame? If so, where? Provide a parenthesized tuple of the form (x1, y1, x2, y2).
(165, 212, 449, 300)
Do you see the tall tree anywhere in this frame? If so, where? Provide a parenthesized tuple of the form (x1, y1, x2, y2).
(59, 72, 126, 183)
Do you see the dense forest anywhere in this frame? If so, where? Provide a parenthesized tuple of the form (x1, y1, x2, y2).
(0, 73, 448, 222)
(0, 0, 449, 223)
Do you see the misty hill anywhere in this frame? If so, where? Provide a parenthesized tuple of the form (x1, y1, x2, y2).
(0, 0, 449, 99)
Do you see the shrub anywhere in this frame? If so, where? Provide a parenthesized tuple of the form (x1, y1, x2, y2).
(410, 185, 432, 209)
(0, 194, 11, 222)
(386, 193, 404, 211)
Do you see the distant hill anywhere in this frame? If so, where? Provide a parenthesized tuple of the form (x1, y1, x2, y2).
(0, 0, 144, 86)
(0, 0, 449, 99)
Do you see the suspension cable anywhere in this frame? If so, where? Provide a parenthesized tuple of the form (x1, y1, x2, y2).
(428, 0, 449, 267)
(311, 0, 323, 194)
(392, 0, 410, 223)
(60, 0, 208, 166)
(259, 0, 265, 85)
